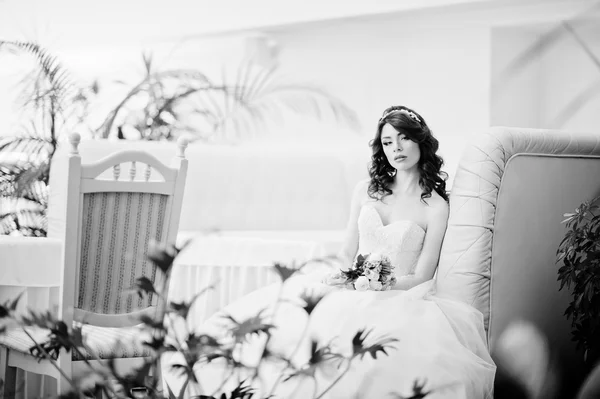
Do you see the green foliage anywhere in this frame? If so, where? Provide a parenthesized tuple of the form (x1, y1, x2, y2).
(556, 195, 600, 363)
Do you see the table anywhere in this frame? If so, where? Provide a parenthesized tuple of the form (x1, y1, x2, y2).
(0, 236, 62, 398)
(0, 236, 62, 313)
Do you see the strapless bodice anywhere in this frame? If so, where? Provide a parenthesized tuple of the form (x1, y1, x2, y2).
(357, 205, 426, 277)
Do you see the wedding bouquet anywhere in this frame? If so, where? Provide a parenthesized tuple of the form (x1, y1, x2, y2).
(325, 253, 397, 291)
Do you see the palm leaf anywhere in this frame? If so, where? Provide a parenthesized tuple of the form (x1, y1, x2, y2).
(272, 262, 299, 282)
(221, 310, 275, 343)
(189, 60, 358, 141)
(0, 211, 16, 235)
(97, 63, 216, 138)
(0, 133, 54, 163)
(351, 328, 399, 360)
(0, 40, 75, 116)
(1, 161, 50, 197)
(0, 207, 47, 236)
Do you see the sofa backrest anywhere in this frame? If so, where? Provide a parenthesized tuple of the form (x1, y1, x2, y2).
(72, 137, 370, 232)
(435, 126, 600, 367)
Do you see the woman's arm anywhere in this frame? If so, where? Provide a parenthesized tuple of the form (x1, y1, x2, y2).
(336, 179, 369, 270)
(393, 196, 449, 290)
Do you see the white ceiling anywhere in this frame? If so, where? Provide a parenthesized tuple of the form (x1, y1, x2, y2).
(0, 0, 501, 46)
(0, 0, 597, 49)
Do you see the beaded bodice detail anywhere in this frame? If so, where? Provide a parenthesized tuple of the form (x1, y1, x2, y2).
(357, 205, 426, 277)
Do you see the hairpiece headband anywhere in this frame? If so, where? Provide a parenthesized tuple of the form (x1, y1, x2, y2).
(380, 109, 421, 123)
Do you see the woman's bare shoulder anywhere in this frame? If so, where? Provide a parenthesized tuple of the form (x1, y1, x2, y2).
(352, 178, 371, 202)
(425, 191, 449, 219)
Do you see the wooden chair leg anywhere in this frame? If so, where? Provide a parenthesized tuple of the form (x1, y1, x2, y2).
(155, 357, 164, 393)
(0, 347, 19, 399)
(56, 375, 71, 396)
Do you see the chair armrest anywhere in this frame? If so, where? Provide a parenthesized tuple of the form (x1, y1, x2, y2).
(0, 237, 63, 287)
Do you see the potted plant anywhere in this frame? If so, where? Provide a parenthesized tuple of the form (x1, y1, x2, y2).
(0, 41, 92, 236)
(0, 40, 358, 236)
(556, 195, 600, 367)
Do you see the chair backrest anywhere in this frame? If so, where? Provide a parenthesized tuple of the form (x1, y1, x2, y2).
(435, 126, 600, 368)
(47, 133, 188, 328)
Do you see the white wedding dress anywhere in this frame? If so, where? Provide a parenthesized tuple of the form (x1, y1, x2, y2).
(193, 205, 496, 399)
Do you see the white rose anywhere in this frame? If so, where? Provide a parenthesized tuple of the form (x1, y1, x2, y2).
(367, 253, 383, 263)
(369, 281, 383, 291)
(354, 276, 370, 291)
(365, 269, 380, 281)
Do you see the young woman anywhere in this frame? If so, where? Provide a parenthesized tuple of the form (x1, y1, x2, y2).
(195, 106, 496, 399)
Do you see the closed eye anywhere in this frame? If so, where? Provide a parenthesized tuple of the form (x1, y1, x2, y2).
(382, 142, 391, 146)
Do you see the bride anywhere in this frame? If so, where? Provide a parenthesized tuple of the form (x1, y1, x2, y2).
(193, 106, 496, 399)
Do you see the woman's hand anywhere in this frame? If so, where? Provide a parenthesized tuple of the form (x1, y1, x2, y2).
(391, 274, 431, 291)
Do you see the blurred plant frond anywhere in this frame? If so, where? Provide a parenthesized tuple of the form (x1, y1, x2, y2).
(195, 60, 360, 142)
(495, 1, 600, 129)
(499, 2, 600, 80)
(0, 42, 87, 236)
(96, 53, 216, 140)
(552, 79, 600, 127)
(0, 124, 54, 236)
(99, 56, 359, 142)
(0, 40, 76, 123)
(0, 244, 432, 398)
(0, 199, 47, 236)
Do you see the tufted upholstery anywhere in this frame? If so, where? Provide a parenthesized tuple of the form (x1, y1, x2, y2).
(435, 127, 600, 361)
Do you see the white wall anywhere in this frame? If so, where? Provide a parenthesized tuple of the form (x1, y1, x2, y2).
(263, 10, 493, 184)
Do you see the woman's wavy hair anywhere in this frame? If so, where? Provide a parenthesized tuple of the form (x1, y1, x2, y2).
(368, 105, 449, 203)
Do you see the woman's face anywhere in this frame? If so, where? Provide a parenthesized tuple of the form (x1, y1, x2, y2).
(380, 124, 421, 172)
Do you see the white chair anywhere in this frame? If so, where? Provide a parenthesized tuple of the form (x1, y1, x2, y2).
(0, 133, 188, 396)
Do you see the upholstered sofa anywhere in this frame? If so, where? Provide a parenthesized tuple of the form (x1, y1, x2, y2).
(436, 126, 600, 390)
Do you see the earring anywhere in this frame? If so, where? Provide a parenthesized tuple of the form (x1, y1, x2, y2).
(388, 168, 397, 177)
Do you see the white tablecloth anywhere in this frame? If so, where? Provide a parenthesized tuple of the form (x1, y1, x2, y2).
(170, 232, 343, 328)
(0, 236, 63, 398)
(0, 236, 62, 315)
